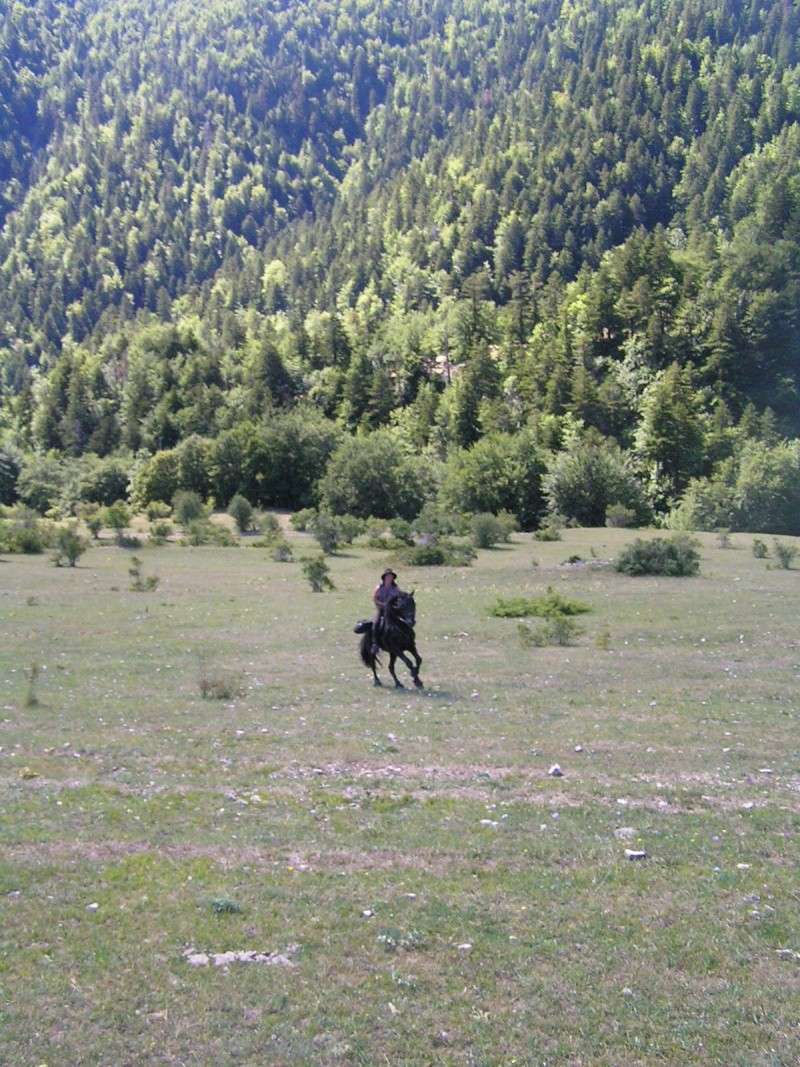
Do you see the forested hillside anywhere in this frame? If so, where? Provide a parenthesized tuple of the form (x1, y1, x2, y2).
(1, 0, 799, 532)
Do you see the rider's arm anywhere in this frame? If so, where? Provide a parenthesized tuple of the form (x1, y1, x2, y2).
(373, 585, 382, 607)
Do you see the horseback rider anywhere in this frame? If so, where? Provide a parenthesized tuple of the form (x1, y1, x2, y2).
(372, 568, 401, 654)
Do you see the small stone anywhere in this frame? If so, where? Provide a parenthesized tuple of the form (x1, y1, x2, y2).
(457, 943, 472, 952)
(624, 849, 647, 861)
(573, 745, 583, 753)
(758, 768, 773, 774)
(622, 987, 634, 996)
(362, 909, 373, 918)
(736, 863, 751, 870)
(742, 801, 755, 810)
(776, 948, 800, 961)
(614, 827, 636, 840)
(479, 819, 498, 828)
(86, 902, 99, 911)
(18, 767, 38, 780)
(548, 764, 563, 777)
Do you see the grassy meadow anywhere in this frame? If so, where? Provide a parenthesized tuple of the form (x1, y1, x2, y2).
(1, 524, 799, 1066)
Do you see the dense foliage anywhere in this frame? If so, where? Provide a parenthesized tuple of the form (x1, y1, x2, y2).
(1, 0, 799, 531)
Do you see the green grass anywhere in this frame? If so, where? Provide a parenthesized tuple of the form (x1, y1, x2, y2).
(1, 526, 799, 1065)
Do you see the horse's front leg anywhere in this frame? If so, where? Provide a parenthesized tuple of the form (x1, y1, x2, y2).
(372, 657, 382, 687)
(410, 644, 423, 688)
(388, 653, 404, 688)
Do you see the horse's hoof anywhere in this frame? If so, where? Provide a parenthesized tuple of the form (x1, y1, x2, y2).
(394, 682, 405, 689)
(414, 677, 424, 689)
(373, 678, 382, 687)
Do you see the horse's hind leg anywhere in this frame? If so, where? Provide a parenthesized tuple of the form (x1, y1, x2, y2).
(389, 654, 404, 688)
(406, 644, 424, 688)
(398, 649, 423, 689)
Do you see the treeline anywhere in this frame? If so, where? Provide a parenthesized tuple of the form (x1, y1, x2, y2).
(1, 0, 799, 534)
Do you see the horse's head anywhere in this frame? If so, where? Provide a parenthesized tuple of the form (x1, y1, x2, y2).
(392, 589, 416, 628)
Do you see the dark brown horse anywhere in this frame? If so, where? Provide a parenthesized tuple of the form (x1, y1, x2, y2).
(354, 590, 424, 688)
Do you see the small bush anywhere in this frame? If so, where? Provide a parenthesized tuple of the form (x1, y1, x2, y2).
(146, 501, 172, 521)
(309, 511, 339, 554)
(752, 538, 769, 559)
(271, 540, 294, 562)
(85, 512, 104, 539)
(716, 528, 732, 549)
(290, 507, 317, 531)
(401, 540, 476, 567)
(259, 513, 282, 541)
(534, 517, 563, 541)
(772, 539, 798, 569)
(129, 556, 160, 591)
(24, 662, 40, 708)
(489, 588, 591, 618)
(594, 628, 611, 650)
(518, 615, 583, 647)
(173, 490, 205, 526)
(198, 659, 242, 699)
(211, 898, 242, 915)
(227, 494, 255, 533)
(149, 520, 173, 545)
(605, 503, 637, 528)
(387, 517, 413, 545)
(471, 513, 504, 549)
(51, 525, 87, 567)
(337, 514, 365, 544)
(183, 520, 237, 546)
(116, 533, 142, 549)
(302, 555, 335, 591)
(104, 500, 131, 541)
(614, 535, 700, 577)
(496, 510, 520, 542)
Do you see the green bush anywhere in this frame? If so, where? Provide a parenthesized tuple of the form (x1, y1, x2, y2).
(271, 540, 294, 562)
(146, 500, 172, 521)
(533, 515, 563, 541)
(614, 535, 701, 577)
(104, 500, 131, 540)
(387, 517, 414, 545)
(317, 430, 430, 519)
(518, 615, 583, 647)
(183, 520, 237, 546)
(337, 514, 366, 544)
(129, 556, 160, 591)
(51, 525, 87, 567)
(228, 493, 255, 533)
(290, 508, 317, 531)
(150, 520, 173, 545)
(489, 588, 591, 618)
(772, 539, 797, 569)
(172, 490, 205, 526)
(470, 513, 504, 549)
(496, 510, 520, 542)
(302, 555, 335, 591)
(752, 538, 768, 559)
(400, 540, 476, 566)
(259, 513, 282, 541)
(605, 503, 638, 528)
(309, 511, 340, 554)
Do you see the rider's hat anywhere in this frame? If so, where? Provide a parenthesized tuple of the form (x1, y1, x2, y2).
(381, 568, 398, 579)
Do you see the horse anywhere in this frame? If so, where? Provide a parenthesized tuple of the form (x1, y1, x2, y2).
(354, 590, 424, 689)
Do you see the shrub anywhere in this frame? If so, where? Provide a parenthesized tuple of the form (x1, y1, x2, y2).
(16, 454, 65, 513)
(84, 509, 103, 539)
(496, 510, 520, 542)
(129, 556, 159, 591)
(271, 540, 293, 562)
(752, 538, 769, 559)
(337, 514, 366, 544)
(614, 535, 701, 577)
(0, 447, 20, 505)
(149, 520, 173, 545)
(489, 588, 591, 618)
(412, 503, 466, 543)
(716, 528, 732, 549)
(198, 659, 242, 700)
(470, 513, 504, 549)
(772, 539, 798, 569)
(76, 456, 131, 506)
(104, 500, 130, 541)
(51, 525, 87, 567)
(533, 514, 563, 541)
(228, 494, 255, 533)
(518, 615, 583, 647)
(309, 511, 340, 554)
(290, 507, 317, 531)
(400, 540, 476, 566)
(146, 501, 172, 521)
(387, 517, 413, 545)
(23, 662, 40, 708)
(302, 555, 335, 591)
(183, 520, 237, 546)
(0, 506, 48, 554)
(173, 490, 205, 526)
(259, 513, 282, 541)
(605, 503, 638, 528)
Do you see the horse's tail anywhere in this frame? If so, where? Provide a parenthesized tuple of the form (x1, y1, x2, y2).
(360, 629, 378, 668)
